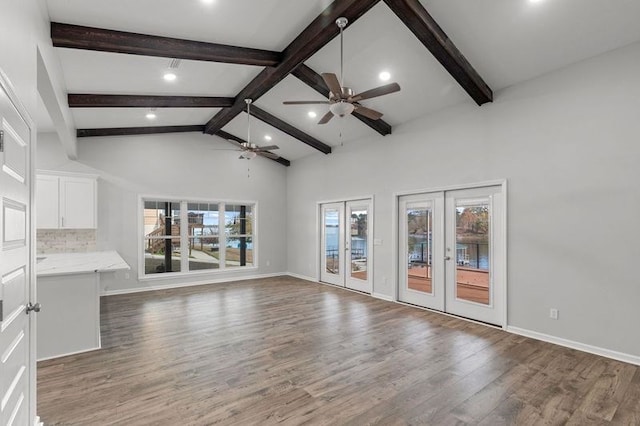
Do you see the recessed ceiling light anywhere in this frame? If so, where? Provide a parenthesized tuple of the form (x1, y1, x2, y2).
(379, 71, 391, 81)
(201, 0, 215, 4)
(308, 111, 317, 118)
(163, 72, 177, 82)
(146, 112, 157, 120)
(529, 0, 544, 3)
(264, 135, 272, 141)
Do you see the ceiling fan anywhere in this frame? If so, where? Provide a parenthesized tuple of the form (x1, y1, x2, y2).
(233, 99, 280, 160)
(283, 17, 401, 124)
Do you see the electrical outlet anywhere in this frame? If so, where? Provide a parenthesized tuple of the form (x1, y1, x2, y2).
(549, 308, 559, 320)
(266, 260, 270, 267)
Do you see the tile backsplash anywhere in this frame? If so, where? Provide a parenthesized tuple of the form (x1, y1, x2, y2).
(37, 229, 97, 254)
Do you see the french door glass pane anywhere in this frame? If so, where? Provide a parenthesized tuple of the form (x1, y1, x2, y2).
(350, 208, 368, 281)
(455, 203, 490, 305)
(324, 209, 340, 275)
(407, 207, 433, 294)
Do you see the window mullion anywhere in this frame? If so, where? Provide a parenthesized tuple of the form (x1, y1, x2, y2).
(219, 202, 226, 269)
(181, 201, 189, 272)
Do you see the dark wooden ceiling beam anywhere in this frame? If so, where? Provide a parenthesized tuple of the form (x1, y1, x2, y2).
(204, 0, 381, 135)
(215, 130, 290, 166)
(291, 64, 392, 136)
(382, 0, 492, 105)
(51, 22, 282, 67)
(68, 94, 235, 108)
(77, 125, 205, 138)
(250, 105, 331, 155)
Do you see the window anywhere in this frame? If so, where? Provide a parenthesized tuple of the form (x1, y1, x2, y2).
(142, 198, 255, 277)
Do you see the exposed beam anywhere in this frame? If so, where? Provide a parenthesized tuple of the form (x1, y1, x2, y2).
(291, 64, 392, 136)
(68, 94, 235, 108)
(382, 0, 492, 105)
(77, 125, 204, 138)
(51, 22, 282, 67)
(204, 0, 381, 135)
(250, 105, 332, 155)
(215, 130, 290, 167)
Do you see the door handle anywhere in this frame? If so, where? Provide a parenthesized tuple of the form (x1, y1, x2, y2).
(444, 256, 451, 261)
(26, 302, 41, 314)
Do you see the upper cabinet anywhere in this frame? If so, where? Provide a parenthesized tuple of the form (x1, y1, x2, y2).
(36, 172, 98, 229)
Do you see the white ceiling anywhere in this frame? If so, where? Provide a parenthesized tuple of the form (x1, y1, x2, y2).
(45, 0, 640, 163)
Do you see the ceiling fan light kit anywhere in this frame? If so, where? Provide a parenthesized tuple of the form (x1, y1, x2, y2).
(283, 17, 401, 125)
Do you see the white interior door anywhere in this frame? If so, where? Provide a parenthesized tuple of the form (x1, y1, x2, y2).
(398, 193, 444, 310)
(445, 187, 504, 325)
(0, 76, 35, 425)
(398, 186, 505, 326)
(345, 200, 372, 293)
(320, 203, 344, 286)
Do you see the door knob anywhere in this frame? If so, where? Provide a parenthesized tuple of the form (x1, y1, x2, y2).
(26, 302, 41, 314)
(444, 256, 451, 261)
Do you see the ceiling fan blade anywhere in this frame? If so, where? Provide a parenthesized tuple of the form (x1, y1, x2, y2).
(354, 104, 383, 120)
(226, 138, 244, 148)
(318, 110, 334, 125)
(283, 100, 331, 105)
(350, 82, 401, 102)
(258, 151, 280, 160)
(322, 73, 343, 98)
(256, 145, 279, 151)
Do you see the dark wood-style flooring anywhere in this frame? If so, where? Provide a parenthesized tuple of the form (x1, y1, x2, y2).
(37, 276, 640, 425)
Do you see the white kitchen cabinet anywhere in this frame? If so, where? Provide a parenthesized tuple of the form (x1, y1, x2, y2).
(36, 172, 98, 229)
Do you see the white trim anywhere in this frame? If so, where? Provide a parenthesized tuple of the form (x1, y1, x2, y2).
(392, 180, 508, 329)
(286, 272, 316, 282)
(507, 326, 640, 366)
(137, 265, 259, 282)
(36, 345, 101, 362)
(137, 196, 257, 280)
(372, 292, 393, 302)
(36, 169, 99, 179)
(34, 415, 42, 426)
(393, 179, 507, 198)
(102, 272, 284, 296)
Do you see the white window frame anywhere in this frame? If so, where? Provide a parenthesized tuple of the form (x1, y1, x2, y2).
(138, 195, 258, 280)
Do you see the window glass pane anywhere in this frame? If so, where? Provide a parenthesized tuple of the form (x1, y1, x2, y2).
(144, 201, 180, 237)
(225, 237, 253, 268)
(187, 203, 220, 271)
(225, 204, 252, 236)
(144, 237, 182, 274)
(188, 237, 220, 271)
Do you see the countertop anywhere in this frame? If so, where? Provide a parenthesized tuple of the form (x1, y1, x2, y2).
(37, 250, 130, 277)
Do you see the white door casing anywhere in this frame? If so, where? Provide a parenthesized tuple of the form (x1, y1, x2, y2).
(0, 70, 36, 426)
(397, 185, 505, 327)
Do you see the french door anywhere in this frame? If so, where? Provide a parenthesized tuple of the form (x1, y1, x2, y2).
(398, 186, 504, 326)
(320, 199, 372, 293)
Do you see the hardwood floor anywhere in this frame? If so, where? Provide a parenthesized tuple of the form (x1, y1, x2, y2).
(37, 276, 640, 425)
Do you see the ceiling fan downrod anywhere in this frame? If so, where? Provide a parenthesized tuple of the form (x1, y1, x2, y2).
(336, 17, 348, 89)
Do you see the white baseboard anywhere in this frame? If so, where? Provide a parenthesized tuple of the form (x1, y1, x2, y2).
(101, 272, 285, 296)
(37, 345, 101, 362)
(285, 272, 317, 283)
(372, 292, 394, 302)
(507, 326, 640, 366)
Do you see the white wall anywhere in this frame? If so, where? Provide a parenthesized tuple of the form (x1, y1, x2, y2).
(0, 0, 76, 154)
(37, 132, 288, 293)
(286, 41, 640, 358)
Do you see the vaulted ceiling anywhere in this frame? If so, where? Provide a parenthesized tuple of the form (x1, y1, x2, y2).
(44, 0, 640, 165)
